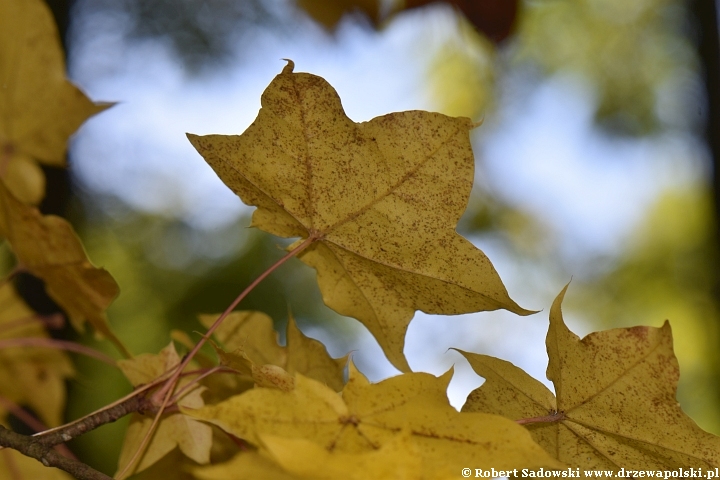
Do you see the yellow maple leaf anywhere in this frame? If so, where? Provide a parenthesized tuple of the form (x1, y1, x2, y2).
(187, 61, 532, 372)
(185, 363, 563, 476)
(115, 342, 212, 479)
(260, 432, 423, 479)
(0, 283, 73, 427)
(0, 181, 127, 355)
(193, 449, 302, 480)
(0, 0, 110, 204)
(200, 311, 346, 391)
(460, 284, 720, 469)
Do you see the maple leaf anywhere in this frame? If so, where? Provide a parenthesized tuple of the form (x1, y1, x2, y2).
(193, 449, 302, 480)
(187, 61, 532, 372)
(1, 448, 73, 480)
(115, 342, 212, 479)
(460, 284, 720, 469)
(200, 311, 346, 391)
(185, 363, 563, 476)
(0, 181, 128, 355)
(0, 0, 110, 204)
(259, 433, 424, 479)
(0, 283, 73, 427)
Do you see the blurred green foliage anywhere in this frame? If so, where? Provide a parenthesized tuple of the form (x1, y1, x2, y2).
(517, 0, 697, 135)
(572, 186, 720, 432)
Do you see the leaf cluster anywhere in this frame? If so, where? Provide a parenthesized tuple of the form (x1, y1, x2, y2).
(0, 1, 718, 479)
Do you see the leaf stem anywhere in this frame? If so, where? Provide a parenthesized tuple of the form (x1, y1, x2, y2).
(115, 377, 177, 479)
(169, 365, 224, 404)
(0, 313, 65, 334)
(515, 412, 566, 425)
(0, 265, 24, 292)
(0, 338, 116, 366)
(119, 235, 316, 478)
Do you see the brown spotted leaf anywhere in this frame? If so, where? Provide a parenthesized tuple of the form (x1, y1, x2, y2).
(187, 61, 532, 372)
(460, 284, 720, 469)
(185, 363, 563, 477)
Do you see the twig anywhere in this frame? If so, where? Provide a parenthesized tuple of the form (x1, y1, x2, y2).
(0, 396, 76, 460)
(169, 365, 223, 404)
(115, 376, 177, 479)
(34, 393, 151, 447)
(151, 234, 317, 404)
(0, 426, 112, 480)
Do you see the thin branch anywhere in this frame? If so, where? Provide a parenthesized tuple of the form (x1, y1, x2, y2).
(34, 393, 151, 447)
(0, 426, 112, 480)
(115, 377, 177, 479)
(34, 363, 181, 442)
(0, 396, 76, 460)
(0, 337, 116, 365)
(169, 365, 223, 404)
(0, 265, 24, 292)
(151, 234, 317, 404)
(0, 313, 65, 334)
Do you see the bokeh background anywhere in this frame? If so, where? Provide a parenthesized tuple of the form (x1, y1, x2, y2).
(27, 0, 720, 474)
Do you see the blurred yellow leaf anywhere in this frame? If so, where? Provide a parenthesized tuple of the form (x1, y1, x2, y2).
(460, 284, 720, 468)
(0, 448, 73, 480)
(188, 61, 532, 372)
(116, 342, 211, 479)
(0, 181, 126, 355)
(186, 364, 563, 475)
(200, 311, 346, 392)
(428, 18, 495, 119)
(0, 0, 110, 204)
(0, 283, 73, 427)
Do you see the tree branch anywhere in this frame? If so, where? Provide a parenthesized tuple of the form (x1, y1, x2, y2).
(0, 426, 112, 480)
(34, 392, 151, 447)
(0, 392, 154, 479)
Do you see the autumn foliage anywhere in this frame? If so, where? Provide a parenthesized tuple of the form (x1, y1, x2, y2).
(1, 0, 719, 479)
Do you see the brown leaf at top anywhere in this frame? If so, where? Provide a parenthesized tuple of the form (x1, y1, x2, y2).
(0, 0, 111, 204)
(187, 61, 533, 372)
(296, 0, 381, 29)
(0, 283, 73, 427)
(0, 181, 127, 356)
(460, 284, 720, 469)
(186, 364, 563, 477)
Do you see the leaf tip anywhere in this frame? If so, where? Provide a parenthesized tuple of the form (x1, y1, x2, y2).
(281, 59, 295, 74)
